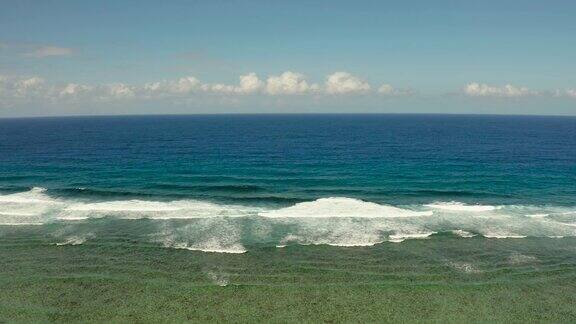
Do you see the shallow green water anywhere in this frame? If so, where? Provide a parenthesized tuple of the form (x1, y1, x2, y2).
(1, 222, 575, 322)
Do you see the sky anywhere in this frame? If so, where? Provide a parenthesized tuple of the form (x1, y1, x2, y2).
(0, 0, 575, 117)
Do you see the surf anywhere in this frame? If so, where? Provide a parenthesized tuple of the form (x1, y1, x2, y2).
(2, 188, 576, 252)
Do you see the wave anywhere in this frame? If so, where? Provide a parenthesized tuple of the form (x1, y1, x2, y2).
(0, 187, 62, 204)
(55, 187, 305, 205)
(451, 229, 476, 238)
(171, 242, 247, 254)
(388, 232, 437, 243)
(425, 201, 500, 212)
(260, 197, 432, 218)
(2, 188, 576, 252)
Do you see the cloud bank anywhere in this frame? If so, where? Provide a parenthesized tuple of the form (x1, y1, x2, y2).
(464, 83, 537, 97)
(0, 72, 415, 105)
(1, 74, 575, 109)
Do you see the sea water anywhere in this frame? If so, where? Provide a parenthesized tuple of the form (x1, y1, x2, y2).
(0, 114, 575, 253)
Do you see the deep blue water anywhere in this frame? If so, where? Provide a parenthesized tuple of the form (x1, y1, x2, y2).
(1, 114, 575, 206)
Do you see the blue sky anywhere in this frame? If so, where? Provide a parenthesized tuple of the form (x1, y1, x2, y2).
(1, 0, 575, 116)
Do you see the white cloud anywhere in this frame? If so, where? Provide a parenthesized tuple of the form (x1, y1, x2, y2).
(15, 77, 45, 93)
(265, 71, 317, 95)
(464, 82, 537, 97)
(7, 73, 576, 108)
(325, 72, 371, 95)
(24, 46, 73, 58)
(107, 83, 134, 98)
(169, 77, 201, 94)
(201, 83, 237, 94)
(143, 82, 162, 92)
(238, 72, 263, 94)
(154, 73, 264, 96)
(2, 76, 47, 98)
(59, 83, 92, 97)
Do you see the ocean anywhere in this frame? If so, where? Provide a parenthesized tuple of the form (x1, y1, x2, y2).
(0, 114, 575, 250)
(1, 114, 576, 321)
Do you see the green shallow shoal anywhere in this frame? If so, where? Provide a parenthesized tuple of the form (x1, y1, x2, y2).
(1, 226, 575, 322)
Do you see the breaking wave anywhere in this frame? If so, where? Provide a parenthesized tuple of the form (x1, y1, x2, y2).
(260, 197, 432, 218)
(1, 188, 576, 252)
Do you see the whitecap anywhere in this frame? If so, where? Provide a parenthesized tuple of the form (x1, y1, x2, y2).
(260, 197, 432, 218)
(425, 201, 499, 212)
(483, 234, 527, 239)
(0, 187, 60, 204)
(526, 213, 549, 218)
(388, 232, 436, 243)
(451, 229, 476, 238)
(0, 187, 62, 225)
(63, 199, 261, 219)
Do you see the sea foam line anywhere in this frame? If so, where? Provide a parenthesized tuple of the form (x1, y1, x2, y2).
(2, 188, 576, 253)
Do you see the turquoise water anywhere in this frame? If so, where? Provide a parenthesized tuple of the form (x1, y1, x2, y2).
(0, 114, 575, 252)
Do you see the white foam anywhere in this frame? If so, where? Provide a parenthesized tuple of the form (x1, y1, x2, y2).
(451, 230, 476, 238)
(260, 197, 432, 218)
(171, 242, 247, 254)
(278, 231, 384, 247)
(425, 201, 499, 212)
(0, 187, 60, 204)
(526, 213, 549, 218)
(157, 219, 248, 254)
(483, 233, 527, 239)
(205, 270, 230, 286)
(450, 262, 481, 274)
(0, 211, 37, 216)
(508, 253, 538, 265)
(56, 216, 90, 221)
(67, 200, 185, 212)
(388, 232, 436, 243)
(55, 236, 88, 246)
(0, 188, 63, 225)
(2, 189, 576, 251)
(64, 199, 260, 219)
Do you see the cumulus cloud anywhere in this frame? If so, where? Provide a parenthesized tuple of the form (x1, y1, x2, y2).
(463, 82, 538, 97)
(0, 76, 46, 98)
(59, 83, 92, 97)
(325, 72, 371, 95)
(169, 76, 202, 94)
(265, 71, 318, 95)
(15, 77, 45, 94)
(24, 46, 73, 58)
(201, 73, 264, 95)
(140, 73, 265, 97)
(6, 73, 576, 108)
(0, 76, 136, 104)
(107, 83, 135, 98)
(238, 73, 263, 94)
(201, 83, 237, 94)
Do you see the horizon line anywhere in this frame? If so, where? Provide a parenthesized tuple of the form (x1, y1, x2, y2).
(1, 111, 576, 121)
